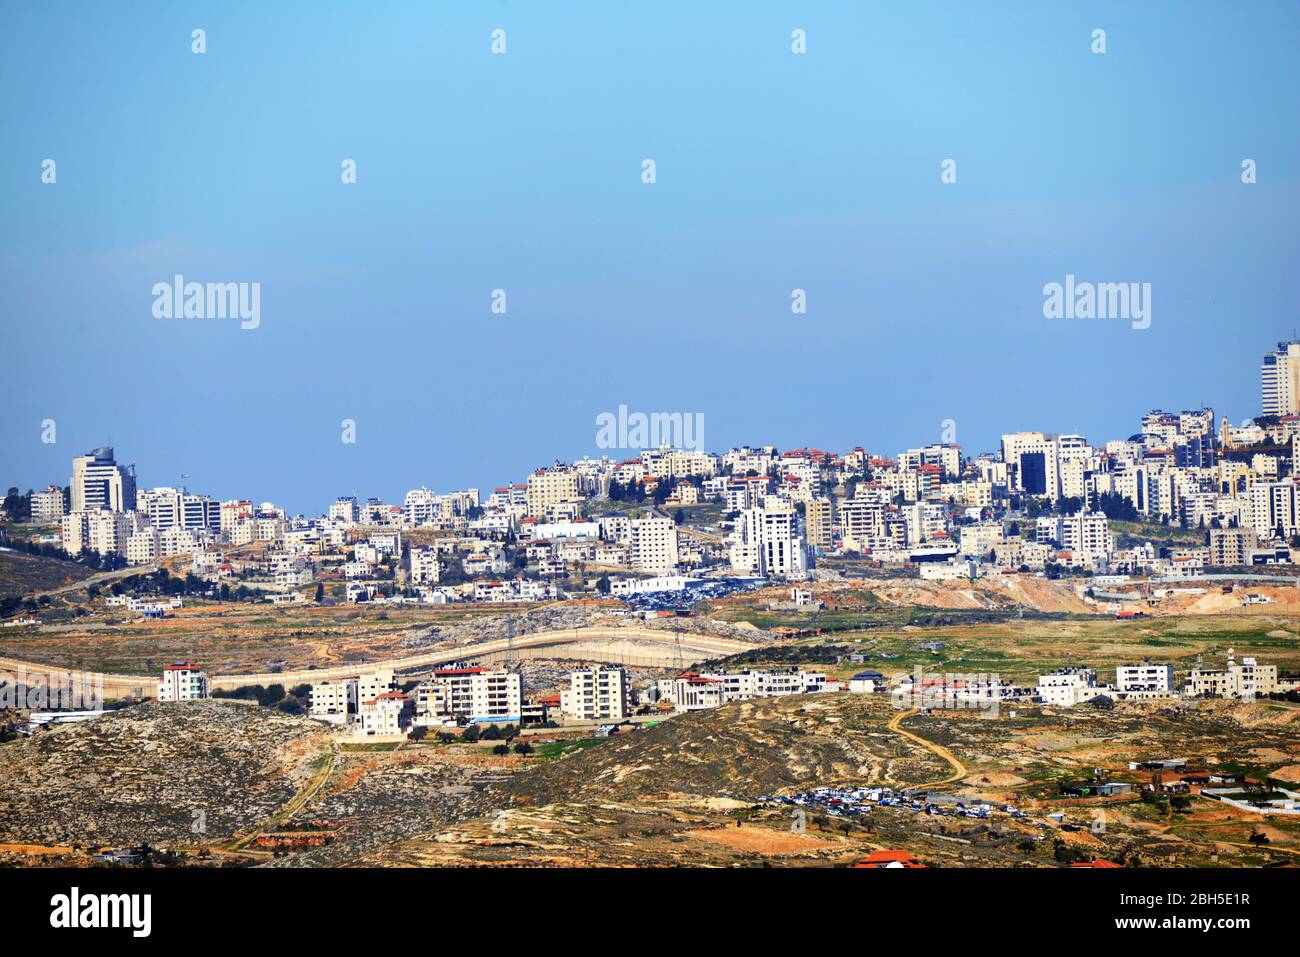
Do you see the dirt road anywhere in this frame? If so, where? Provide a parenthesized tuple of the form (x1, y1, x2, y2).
(886, 707, 967, 789)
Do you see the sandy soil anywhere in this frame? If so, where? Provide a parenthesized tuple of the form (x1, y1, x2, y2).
(684, 824, 842, 855)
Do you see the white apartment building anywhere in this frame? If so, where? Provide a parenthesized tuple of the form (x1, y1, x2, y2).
(403, 488, 442, 526)
(126, 528, 160, 565)
(158, 525, 199, 557)
(629, 516, 679, 574)
(923, 443, 961, 479)
(838, 497, 886, 550)
(1248, 481, 1299, 539)
(415, 667, 522, 724)
(139, 487, 220, 531)
(728, 505, 809, 579)
(662, 672, 725, 712)
(309, 678, 357, 724)
(31, 486, 65, 524)
(756, 506, 810, 580)
(1034, 512, 1113, 563)
(328, 496, 360, 525)
(561, 666, 630, 721)
(715, 668, 828, 702)
(356, 670, 397, 706)
(356, 691, 413, 736)
(1261, 340, 1300, 416)
(1115, 661, 1174, 694)
(157, 661, 209, 702)
(1037, 668, 1110, 707)
(408, 547, 441, 585)
(62, 509, 133, 558)
(959, 521, 1005, 557)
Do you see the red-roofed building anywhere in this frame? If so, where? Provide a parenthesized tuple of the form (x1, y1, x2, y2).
(358, 691, 412, 736)
(664, 672, 724, 712)
(158, 661, 208, 702)
(853, 850, 926, 869)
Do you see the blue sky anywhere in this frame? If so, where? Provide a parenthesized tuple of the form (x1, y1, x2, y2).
(2, 1, 1297, 513)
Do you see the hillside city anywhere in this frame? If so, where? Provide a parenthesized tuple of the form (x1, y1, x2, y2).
(14, 338, 1300, 600)
(5, 337, 1300, 736)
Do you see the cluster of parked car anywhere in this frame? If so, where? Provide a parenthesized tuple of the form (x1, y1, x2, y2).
(622, 576, 767, 612)
(763, 786, 1033, 823)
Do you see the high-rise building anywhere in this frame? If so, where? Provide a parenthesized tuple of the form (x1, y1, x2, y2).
(526, 467, 579, 518)
(414, 667, 522, 724)
(805, 498, 833, 551)
(70, 447, 136, 513)
(732, 506, 809, 579)
(1248, 480, 1299, 539)
(561, 666, 629, 721)
(838, 497, 885, 550)
(1001, 432, 1061, 501)
(139, 487, 220, 531)
(629, 516, 679, 574)
(1261, 341, 1300, 416)
(62, 509, 133, 557)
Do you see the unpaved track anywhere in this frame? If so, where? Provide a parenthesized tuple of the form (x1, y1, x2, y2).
(226, 739, 340, 852)
(886, 707, 967, 789)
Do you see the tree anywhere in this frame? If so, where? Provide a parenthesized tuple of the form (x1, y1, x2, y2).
(314, 582, 325, 603)
(461, 725, 481, 742)
(595, 573, 611, 595)
(492, 744, 510, 756)
(1052, 839, 1081, 864)
(3, 487, 31, 522)
(513, 741, 533, 755)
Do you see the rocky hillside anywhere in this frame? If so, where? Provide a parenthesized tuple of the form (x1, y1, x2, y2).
(504, 693, 947, 807)
(0, 700, 327, 848)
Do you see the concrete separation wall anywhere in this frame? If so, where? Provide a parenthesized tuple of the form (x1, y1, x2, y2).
(0, 625, 758, 697)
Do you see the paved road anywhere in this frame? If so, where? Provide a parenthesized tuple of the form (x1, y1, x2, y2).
(31, 563, 157, 599)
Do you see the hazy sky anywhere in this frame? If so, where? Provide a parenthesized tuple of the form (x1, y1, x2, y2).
(2, 1, 1297, 513)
